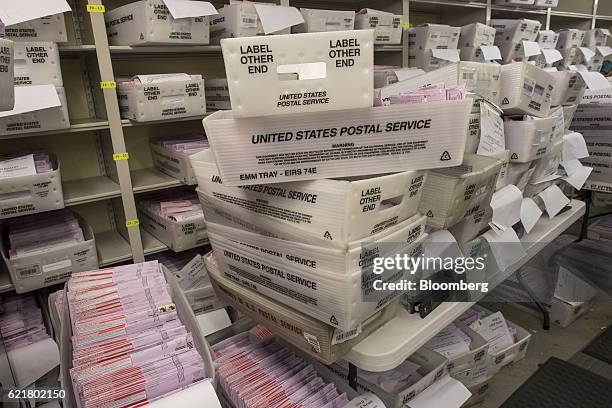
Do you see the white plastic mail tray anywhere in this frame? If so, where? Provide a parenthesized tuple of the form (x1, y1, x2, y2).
(2, 214, 98, 294)
(202, 100, 471, 186)
(0, 39, 14, 112)
(499, 61, 555, 118)
(556, 29, 586, 50)
(104, 0, 211, 45)
(444, 322, 489, 375)
(0, 86, 70, 136)
(150, 137, 203, 185)
(220, 30, 373, 118)
(408, 24, 461, 51)
(205, 213, 426, 277)
(460, 23, 496, 48)
(137, 202, 208, 252)
(0, 153, 64, 219)
(5, 14, 67, 43)
(209, 224, 427, 331)
(13, 42, 62, 87)
(504, 114, 557, 163)
(322, 347, 448, 408)
(536, 30, 559, 50)
(190, 149, 426, 245)
(419, 154, 503, 229)
(293, 9, 355, 33)
(117, 74, 206, 122)
(549, 70, 586, 106)
(583, 28, 611, 47)
(355, 9, 402, 45)
(458, 61, 502, 106)
(491, 19, 541, 44)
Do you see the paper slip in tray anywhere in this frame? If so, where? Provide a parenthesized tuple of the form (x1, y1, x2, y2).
(1, 214, 98, 294)
(0, 86, 70, 136)
(221, 30, 373, 118)
(117, 74, 205, 122)
(191, 149, 426, 244)
(419, 154, 503, 229)
(104, 0, 212, 46)
(59, 265, 218, 408)
(504, 114, 558, 163)
(205, 213, 426, 277)
(209, 228, 428, 332)
(0, 39, 14, 112)
(205, 253, 397, 365)
(137, 205, 208, 253)
(5, 15, 68, 43)
(0, 153, 64, 219)
(530, 138, 563, 183)
(202, 99, 471, 186)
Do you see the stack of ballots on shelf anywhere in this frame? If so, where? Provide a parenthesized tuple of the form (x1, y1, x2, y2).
(0, 1, 71, 135)
(190, 29, 474, 363)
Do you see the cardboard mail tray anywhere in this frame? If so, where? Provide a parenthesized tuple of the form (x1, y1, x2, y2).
(206, 253, 398, 365)
(355, 9, 402, 45)
(293, 9, 355, 33)
(209, 228, 427, 331)
(204, 78, 230, 110)
(117, 74, 206, 122)
(419, 154, 503, 229)
(5, 14, 67, 43)
(210, 3, 291, 44)
(0, 86, 70, 136)
(191, 149, 426, 244)
(499, 61, 555, 117)
(321, 348, 448, 408)
(202, 99, 471, 186)
(220, 30, 373, 118)
(138, 202, 208, 252)
(0, 153, 64, 219)
(13, 42, 62, 87)
(2, 214, 98, 294)
(0, 39, 15, 112)
(150, 136, 203, 185)
(104, 0, 210, 45)
(504, 114, 558, 163)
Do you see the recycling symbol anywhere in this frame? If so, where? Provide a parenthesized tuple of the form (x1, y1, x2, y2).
(502, 97, 510, 105)
(440, 151, 452, 161)
(330, 315, 338, 325)
(426, 210, 434, 218)
(140, 33, 145, 40)
(511, 153, 519, 160)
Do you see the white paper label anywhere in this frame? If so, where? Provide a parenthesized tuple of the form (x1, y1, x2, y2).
(331, 324, 362, 345)
(162, 0, 217, 19)
(0, 85, 60, 118)
(477, 101, 505, 156)
(0, 154, 36, 179)
(0, 0, 71, 26)
(253, 4, 304, 34)
(42, 259, 72, 273)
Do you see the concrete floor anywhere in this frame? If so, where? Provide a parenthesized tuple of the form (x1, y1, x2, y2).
(478, 302, 612, 408)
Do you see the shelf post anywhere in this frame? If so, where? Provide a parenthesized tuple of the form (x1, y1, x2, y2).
(348, 363, 358, 391)
(579, 190, 593, 241)
(593, 0, 598, 29)
(85, 0, 145, 263)
(402, 0, 410, 67)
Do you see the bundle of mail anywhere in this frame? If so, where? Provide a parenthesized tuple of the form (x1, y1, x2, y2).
(0, 293, 50, 351)
(66, 261, 212, 407)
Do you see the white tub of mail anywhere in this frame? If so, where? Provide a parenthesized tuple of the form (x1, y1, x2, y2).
(434, 322, 489, 375)
(1, 216, 98, 294)
(536, 30, 559, 49)
(355, 9, 402, 45)
(209, 226, 427, 331)
(13, 42, 62, 86)
(204, 78, 230, 110)
(322, 348, 448, 408)
(491, 19, 540, 44)
(117, 74, 205, 122)
(0, 39, 14, 111)
(0, 153, 64, 219)
(150, 136, 205, 185)
(190, 149, 426, 245)
(0, 86, 70, 136)
(499, 62, 555, 118)
(408, 24, 460, 51)
(294, 9, 355, 33)
(419, 154, 503, 229)
(460, 23, 496, 48)
(138, 203, 208, 252)
(504, 114, 557, 163)
(210, 3, 292, 43)
(583, 28, 611, 47)
(202, 100, 471, 186)
(5, 15, 67, 43)
(408, 49, 460, 72)
(556, 29, 585, 50)
(105, 0, 211, 45)
(549, 70, 586, 106)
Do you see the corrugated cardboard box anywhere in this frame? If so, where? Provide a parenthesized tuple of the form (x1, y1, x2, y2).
(0, 39, 14, 111)
(504, 114, 557, 162)
(206, 253, 398, 365)
(460, 23, 496, 48)
(0, 86, 70, 136)
(104, 0, 211, 45)
(408, 24, 461, 51)
(355, 9, 402, 45)
(0, 153, 64, 219)
(5, 15, 67, 43)
(117, 74, 205, 122)
(294, 9, 355, 33)
(1, 214, 98, 294)
(499, 61, 555, 117)
(220, 30, 373, 118)
(13, 42, 62, 86)
(202, 100, 471, 186)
